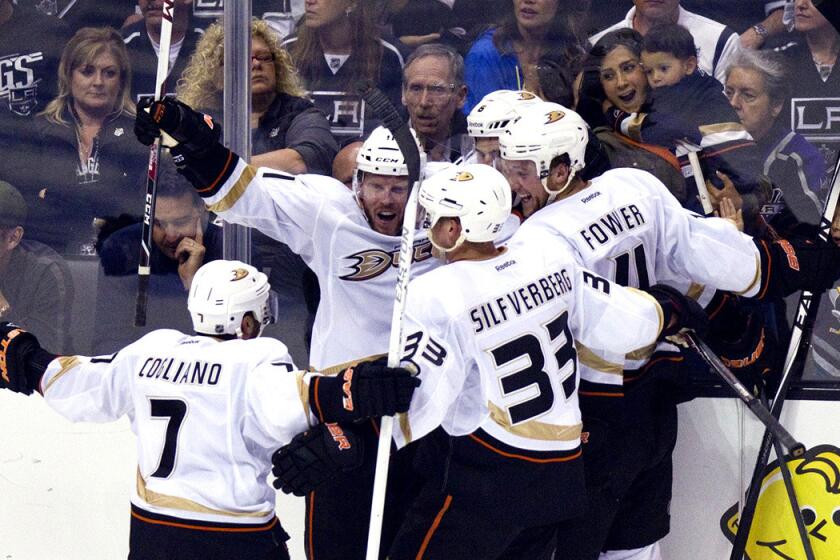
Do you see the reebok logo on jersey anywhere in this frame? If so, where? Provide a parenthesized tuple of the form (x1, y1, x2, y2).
(341, 367, 355, 412)
(326, 423, 352, 450)
(340, 240, 433, 281)
(495, 259, 516, 272)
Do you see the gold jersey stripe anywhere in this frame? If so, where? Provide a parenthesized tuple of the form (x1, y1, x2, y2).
(576, 343, 623, 376)
(42, 356, 82, 393)
(311, 353, 387, 377)
(698, 122, 746, 135)
(488, 401, 581, 441)
(207, 164, 257, 213)
(136, 469, 273, 519)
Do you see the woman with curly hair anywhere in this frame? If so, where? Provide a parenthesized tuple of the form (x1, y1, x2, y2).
(177, 19, 337, 175)
(29, 26, 147, 254)
(282, 0, 406, 138)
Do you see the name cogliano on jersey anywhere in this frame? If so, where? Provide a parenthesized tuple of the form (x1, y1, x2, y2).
(138, 356, 222, 386)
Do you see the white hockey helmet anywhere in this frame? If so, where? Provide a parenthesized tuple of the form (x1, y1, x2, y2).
(419, 163, 512, 252)
(499, 101, 589, 201)
(188, 260, 272, 338)
(353, 125, 426, 188)
(467, 90, 542, 138)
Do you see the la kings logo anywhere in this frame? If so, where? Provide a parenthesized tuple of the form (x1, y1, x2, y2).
(340, 239, 433, 281)
(0, 52, 45, 116)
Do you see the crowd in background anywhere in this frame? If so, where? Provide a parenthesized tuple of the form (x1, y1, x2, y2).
(0, 0, 839, 376)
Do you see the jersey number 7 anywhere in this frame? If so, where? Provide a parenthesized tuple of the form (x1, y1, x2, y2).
(149, 398, 188, 478)
(489, 311, 577, 424)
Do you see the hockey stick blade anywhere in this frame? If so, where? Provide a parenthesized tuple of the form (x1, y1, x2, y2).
(134, 0, 175, 326)
(358, 84, 422, 560)
(684, 331, 805, 457)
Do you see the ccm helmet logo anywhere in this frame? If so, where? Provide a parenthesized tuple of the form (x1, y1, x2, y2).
(375, 157, 400, 163)
(545, 110, 566, 124)
(231, 268, 250, 281)
(454, 171, 474, 181)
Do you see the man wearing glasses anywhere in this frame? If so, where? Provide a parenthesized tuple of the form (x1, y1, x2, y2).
(401, 43, 471, 163)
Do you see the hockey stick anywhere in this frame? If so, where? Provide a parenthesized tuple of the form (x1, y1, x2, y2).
(682, 143, 714, 215)
(683, 331, 805, 457)
(134, 0, 175, 326)
(356, 82, 422, 560)
(729, 155, 840, 560)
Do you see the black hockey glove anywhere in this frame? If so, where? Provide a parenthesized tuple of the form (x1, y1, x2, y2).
(705, 295, 778, 395)
(645, 284, 708, 339)
(271, 422, 363, 496)
(756, 237, 840, 299)
(309, 358, 420, 423)
(0, 322, 56, 395)
(134, 97, 221, 156)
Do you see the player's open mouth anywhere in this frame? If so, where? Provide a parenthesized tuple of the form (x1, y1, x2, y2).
(377, 211, 396, 222)
(618, 90, 636, 104)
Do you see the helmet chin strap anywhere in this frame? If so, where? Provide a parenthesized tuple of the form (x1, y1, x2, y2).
(541, 167, 577, 206)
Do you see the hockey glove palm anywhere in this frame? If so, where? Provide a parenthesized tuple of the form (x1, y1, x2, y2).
(645, 284, 709, 339)
(271, 423, 363, 496)
(757, 237, 840, 299)
(309, 358, 420, 422)
(0, 322, 54, 395)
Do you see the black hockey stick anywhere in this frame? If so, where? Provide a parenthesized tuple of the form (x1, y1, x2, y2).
(355, 81, 422, 560)
(683, 331, 805, 457)
(729, 155, 840, 560)
(134, 0, 175, 326)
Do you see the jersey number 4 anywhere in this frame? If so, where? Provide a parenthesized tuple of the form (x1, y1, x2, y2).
(149, 398, 187, 478)
(489, 311, 577, 424)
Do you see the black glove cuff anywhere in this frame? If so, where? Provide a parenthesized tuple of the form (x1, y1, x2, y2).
(309, 372, 357, 424)
(27, 348, 57, 393)
(171, 143, 238, 196)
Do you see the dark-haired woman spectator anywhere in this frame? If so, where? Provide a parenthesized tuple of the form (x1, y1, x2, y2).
(579, 28, 688, 201)
(282, 0, 406, 138)
(28, 27, 146, 255)
(777, 0, 840, 182)
(464, 0, 586, 113)
(725, 48, 824, 236)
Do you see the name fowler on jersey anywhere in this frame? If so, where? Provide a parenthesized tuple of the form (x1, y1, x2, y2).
(470, 269, 573, 334)
(579, 203, 647, 251)
(138, 357, 223, 386)
(339, 239, 434, 281)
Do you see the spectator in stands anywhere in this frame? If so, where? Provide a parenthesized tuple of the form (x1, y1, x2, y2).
(28, 27, 147, 255)
(777, 0, 840, 182)
(283, 0, 406, 139)
(601, 24, 761, 223)
(122, 0, 202, 103)
(464, 0, 585, 113)
(724, 48, 824, 235)
(577, 29, 687, 201)
(178, 19, 338, 175)
(402, 43, 469, 162)
(93, 161, 221, 354)
(589, 0, 740, 84)
(0, 0, 72, 201)
(0, 180, 74, 354)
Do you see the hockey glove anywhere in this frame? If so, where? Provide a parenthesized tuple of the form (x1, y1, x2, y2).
(645, 284, 708, 339)
(756, 237, 840, 299)
(134, 98, 221, 156)
(0, 322, 56, 395)
(309, 358, 420, 423)
(271, 422, 363, 496)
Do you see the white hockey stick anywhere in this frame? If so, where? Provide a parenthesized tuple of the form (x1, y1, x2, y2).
(357, 83, 423, 560)
(135, 0, 175, 326)
(684, 143, 714, 215)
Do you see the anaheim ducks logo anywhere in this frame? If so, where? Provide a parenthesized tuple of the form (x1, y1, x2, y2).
(454, 171, 474, 181)
(518, 92, 537, 100)
(340, 239, 434, 281)
(230, 268, 249, 281)
(545, 110, 566, 124)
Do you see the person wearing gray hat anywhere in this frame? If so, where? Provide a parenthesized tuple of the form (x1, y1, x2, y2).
(0, 180, 74, 353)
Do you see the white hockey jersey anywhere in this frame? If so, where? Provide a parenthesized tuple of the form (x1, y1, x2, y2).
(393, 235, 663, 453)
(39, 329, 315, 526)
(200, 159, 517, 370)
(515, 167, 762, 381)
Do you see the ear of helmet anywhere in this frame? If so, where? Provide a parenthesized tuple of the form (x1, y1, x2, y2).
(498, 101, 589, 204)
(188, 260, 272, 338)
(419, 163, 512, 253)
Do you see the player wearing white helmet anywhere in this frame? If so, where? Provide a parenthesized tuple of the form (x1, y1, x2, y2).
(503, 103, 840, 559)
(466, 89, 542, 167)
(132, 98, 450, 558)
(0, 259, 417, 560)
(288, 162, 704, 560)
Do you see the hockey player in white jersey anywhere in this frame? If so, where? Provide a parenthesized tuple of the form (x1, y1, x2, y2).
(275, 163, 709, 560)
(0, 260, 418, 560)
(132, 98, 517, 558)
(498, 101, 840, 559)
(466, 89, 542, 167)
